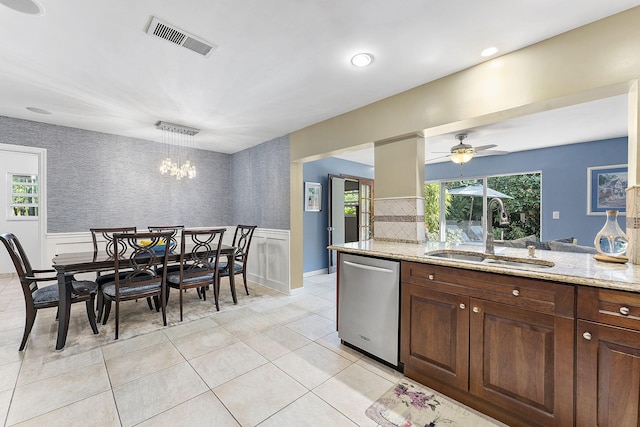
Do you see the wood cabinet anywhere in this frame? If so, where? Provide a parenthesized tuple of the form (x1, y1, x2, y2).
(401, 262, 574, 427)
(576, 286, 640, 426)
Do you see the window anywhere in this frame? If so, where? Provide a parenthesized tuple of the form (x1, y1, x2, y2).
(8, 174, 39, 219)
(425, 172, 541, 243)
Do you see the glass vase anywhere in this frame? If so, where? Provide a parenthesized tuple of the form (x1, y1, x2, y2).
(594, 209, 628, 256)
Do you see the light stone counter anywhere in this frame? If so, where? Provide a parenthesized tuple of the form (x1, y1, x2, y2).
(329, 240, 640, 293)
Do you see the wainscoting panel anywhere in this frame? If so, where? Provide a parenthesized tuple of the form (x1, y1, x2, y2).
(45, 227, 290, 293)
(247, 228, 290, 295)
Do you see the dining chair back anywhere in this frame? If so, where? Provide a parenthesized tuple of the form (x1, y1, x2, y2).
(90, 227, 137, 256)
(147, 225, 184, 250)
(219, 225, 257, 295)
(0, 232, 98, 350)
(89, 227, 138, 321)
(166, 228, 226, 319)
(100, 231, 172, 339)
(148, 225, 184, 275)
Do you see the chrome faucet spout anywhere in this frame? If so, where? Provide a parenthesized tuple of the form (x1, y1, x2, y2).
(486, 197, 510, 255)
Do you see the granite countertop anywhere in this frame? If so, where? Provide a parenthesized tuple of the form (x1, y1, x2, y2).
(329, 240, 640, 293)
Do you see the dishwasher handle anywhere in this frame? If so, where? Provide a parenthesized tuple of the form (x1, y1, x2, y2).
(343, 260, 395, 274)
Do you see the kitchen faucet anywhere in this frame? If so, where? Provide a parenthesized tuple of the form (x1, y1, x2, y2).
(485, 198, 510, 255)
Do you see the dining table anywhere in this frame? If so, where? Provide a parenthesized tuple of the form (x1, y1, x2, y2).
(51, 244, 237, 350)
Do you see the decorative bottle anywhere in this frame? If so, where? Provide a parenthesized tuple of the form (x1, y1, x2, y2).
(594, 209, 628, 256)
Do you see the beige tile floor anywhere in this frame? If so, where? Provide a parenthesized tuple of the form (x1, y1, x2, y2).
(0, 273, 506, 427)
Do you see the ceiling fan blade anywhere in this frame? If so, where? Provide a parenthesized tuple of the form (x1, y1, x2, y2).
(426, 154, 452, 162)
(473, 144, 498, 152)
(474, 149, 509, 157)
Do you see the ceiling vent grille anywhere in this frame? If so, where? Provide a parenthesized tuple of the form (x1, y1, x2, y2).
(146, 16, 217, 57)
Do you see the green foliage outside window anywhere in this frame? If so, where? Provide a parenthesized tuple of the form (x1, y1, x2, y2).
(10, 175, 39, 218)
(344, 189, 358, 215)
(424, 173, 541, 242)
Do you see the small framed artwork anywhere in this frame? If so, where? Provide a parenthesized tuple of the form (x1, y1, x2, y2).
(305, 182, 322, 212)
(587, 164, 627, 215)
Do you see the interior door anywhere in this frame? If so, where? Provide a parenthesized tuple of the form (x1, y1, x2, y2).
(0, 148, 41, 274)
(327, 175, 345, 274)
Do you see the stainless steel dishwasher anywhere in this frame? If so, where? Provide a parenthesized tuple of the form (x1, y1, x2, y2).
(338, 253, 400, 367)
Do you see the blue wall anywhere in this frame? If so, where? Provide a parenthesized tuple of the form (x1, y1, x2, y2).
(303, 157, 374, 273)
(425, 137, 627, 246)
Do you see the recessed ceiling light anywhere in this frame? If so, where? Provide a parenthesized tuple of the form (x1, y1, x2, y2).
(26, 107, 52, 115)
(351, 53, 374, 67)
(481, 47, 498, 57)
(0, 0, 43, 15)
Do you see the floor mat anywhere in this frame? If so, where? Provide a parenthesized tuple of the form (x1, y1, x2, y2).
(365, 379, 507, 427)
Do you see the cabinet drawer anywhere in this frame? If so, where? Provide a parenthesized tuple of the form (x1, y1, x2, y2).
(402, 262, 574, 318)
(578, 286, 640, 331)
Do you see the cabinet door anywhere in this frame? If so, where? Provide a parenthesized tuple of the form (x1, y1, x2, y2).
(401, 283, 469, 390)
(469, 299, 574, 427)
(577, 320, 640, 427)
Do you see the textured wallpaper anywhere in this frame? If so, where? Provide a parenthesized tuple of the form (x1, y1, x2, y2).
(231, 134, 290, 230)
(1, 116, 291, 232)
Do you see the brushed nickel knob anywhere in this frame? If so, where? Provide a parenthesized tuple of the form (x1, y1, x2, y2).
(583, 332, 592, 340)
(428, 274, 434, 280)
(512, 289, 520, 297)
(620, 307, 630, 316)
(472, 307, 480, 313)
(459, 303, 466, 310)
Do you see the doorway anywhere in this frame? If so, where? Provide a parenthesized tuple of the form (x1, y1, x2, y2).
(327, 174, 374, 273)
(0, 143, 47, 274)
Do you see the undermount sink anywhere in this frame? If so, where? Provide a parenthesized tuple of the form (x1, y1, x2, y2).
(424, 250, 555, 269)
(425, 251, 487, 263)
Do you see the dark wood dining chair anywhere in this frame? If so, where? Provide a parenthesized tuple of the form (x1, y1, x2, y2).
(100, 231, 172, 339)
(166, 228, 226, 319)
(148, 225, 184, 274)
(90, 227, 138, 321)
(218, 225, 257, 296)
(0, 232, 99, 350)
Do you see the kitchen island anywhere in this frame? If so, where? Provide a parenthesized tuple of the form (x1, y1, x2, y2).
(330, 240, 640, 427)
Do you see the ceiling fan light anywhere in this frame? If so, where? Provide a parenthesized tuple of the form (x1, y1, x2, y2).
(450, 151, 474, 164)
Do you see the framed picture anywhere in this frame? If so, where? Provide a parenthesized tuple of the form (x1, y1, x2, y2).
(305, 182, 322, 212)
(587, 164, 627, 215)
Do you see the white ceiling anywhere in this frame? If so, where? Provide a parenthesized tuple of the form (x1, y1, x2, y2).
(336, 94, 630, 165)
(0, 1, 637, 156)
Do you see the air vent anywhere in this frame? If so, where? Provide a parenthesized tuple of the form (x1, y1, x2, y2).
(146, 16, 217, 57)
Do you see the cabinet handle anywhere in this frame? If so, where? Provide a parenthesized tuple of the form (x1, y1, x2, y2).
(620, 307, 630, 316)
(428, 274, 434, 280)
(512, 289, 520, 297)
(459, 303, 466, 310)
(583, 332, 592, 341)
(472, 307, 480, 313)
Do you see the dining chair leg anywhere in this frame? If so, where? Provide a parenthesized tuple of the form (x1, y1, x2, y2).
(19, 307, 37, 351)
(213, 278, 220, 311)
(242, 271, 249, 295)
(102, 300, 112, 325)
(179, 286, 184, 322)
(85, 297, 99, 334)
(146, 297, 154, 311)
(96, 291, 104, 322)
(114, 303, 120, 339)
(161, 288, 167, 326)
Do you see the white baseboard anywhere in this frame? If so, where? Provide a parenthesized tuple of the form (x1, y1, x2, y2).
(303, 268, 328, 277)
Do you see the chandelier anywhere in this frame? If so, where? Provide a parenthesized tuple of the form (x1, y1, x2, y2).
(157, 121, 199, 180)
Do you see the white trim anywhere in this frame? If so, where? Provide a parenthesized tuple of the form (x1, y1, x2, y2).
(303, 268, 328, 277)
(0, 143, 47, 269)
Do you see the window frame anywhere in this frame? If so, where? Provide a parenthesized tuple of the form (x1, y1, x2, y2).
(7, 173, 39, 221)
(427, 170, 542, 243)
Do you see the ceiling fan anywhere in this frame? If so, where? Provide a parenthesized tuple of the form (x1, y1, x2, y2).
(429, 133, 507, 164)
